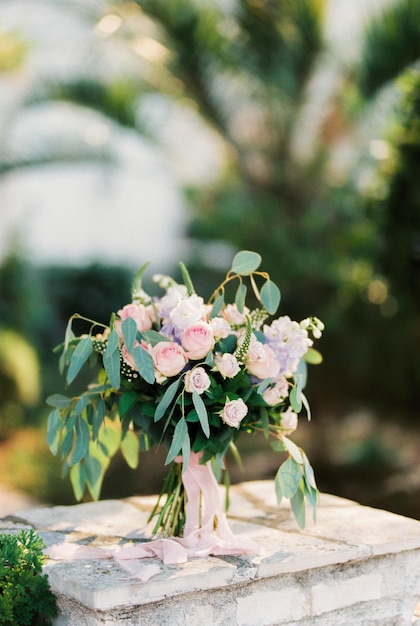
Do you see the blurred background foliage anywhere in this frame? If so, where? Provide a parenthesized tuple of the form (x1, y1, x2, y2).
(0, 0, 419, 518)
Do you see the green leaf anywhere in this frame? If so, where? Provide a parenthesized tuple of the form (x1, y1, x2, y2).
(165, 417, 188, 465)
(260, 279, 281, 315)
(231, 250, 262, 275)
(290, 480, 306, 529)
(301, 392, 311, 421)
(132, 345, 155, 384)
(295, 358, 307, 389)
(260, 406, 270, 438)
(210, 294, 224, 318)
(302, 452, 318, 490)
(235, 283, 247, 313)
(46, 394, 71, 409)
(99, 426, 121, 457)
(276, 457, 302, 499)
(122, 316, 137, 352)
(119, 390, 139, 418)
(179, 261, 195, 295)
(61, 428, 74, 458)
(61, 318, 75, 374)
(103, 347, 121, 389)
(192, 391, 210, 437)
(304, 347, 323, 364)
(121, 431, 140, 469)
(69, 463, 86, 501)
(131, 261, 150, 296)
(154, 378, 181, 422)
(47, 409, 62, 455)
(67, 336, 93, 385)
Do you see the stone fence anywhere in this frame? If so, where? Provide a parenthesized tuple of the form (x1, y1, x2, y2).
(2, 481, 420, 625)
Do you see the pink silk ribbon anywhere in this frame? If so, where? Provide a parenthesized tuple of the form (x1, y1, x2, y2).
(45, 452, 258, 581)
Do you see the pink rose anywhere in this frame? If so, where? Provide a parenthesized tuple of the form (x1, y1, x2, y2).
(184, 367, 211, 395)
(116, 303, 153, 335)
(151, 341, 188, 378)
(214, 352, 241, 379)
(221, 398, 248, 428)
(181, 322, 214, 360)
(245, 339, 280, 380)
(262, 376, 289, 406)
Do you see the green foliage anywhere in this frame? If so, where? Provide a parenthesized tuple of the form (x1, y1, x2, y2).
(0, 530, 58, 626)
(357, 0, 420, 97)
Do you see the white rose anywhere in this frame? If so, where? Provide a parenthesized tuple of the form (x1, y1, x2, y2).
(262, 377, 289, 406)
(210, 316, 231, 340)
(281, 407, 298, 434)
(184, 367, 211, 395)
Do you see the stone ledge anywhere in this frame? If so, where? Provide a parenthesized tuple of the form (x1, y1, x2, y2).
(2, 481, 420, 626)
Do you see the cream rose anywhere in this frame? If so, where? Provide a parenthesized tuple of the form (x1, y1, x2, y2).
(150, 341, 188, 378)
(184, 367, 211, 395)
(221, 398, 248, 428)
(210, 316, 231, 340)
(222, 304, 249, 326)
(181, 321, 214, 360)
(214, 352, 241, 379)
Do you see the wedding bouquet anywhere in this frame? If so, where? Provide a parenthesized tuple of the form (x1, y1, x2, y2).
(47, 251, 323, 536)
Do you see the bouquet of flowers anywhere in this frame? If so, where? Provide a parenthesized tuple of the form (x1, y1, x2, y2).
(47, 250, 323, 538)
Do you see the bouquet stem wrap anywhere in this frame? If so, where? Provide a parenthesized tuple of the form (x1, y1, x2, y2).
(46, 452, 258, 581)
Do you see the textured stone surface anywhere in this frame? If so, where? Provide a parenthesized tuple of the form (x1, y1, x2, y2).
(2, 482, 420, 625)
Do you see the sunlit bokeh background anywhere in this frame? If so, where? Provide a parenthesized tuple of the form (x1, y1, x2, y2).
(1, 0, 419, 519)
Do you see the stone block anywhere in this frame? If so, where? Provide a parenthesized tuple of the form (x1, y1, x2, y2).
(2, 482, 420, 626)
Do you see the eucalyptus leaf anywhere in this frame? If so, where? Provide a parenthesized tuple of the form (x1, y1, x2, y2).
(165, 417, 188, 465)
(276, 457, 302, 499)
(70, 418, 90, 465)
(67, 336, 93, 385)
(47, 409, 62, 454)
(282, 436, 304, 463)
(193, 390, 210, 438)
(231, 250, 262, 275)
(69, 463, 86, 502)
(84, 454, 105, 501)
(290, 384, 302, 413)
(92, 396, 105, 439)
(235, 283, 247, 313)
(121, 431, 140, 469)
(74, 394, 89, 415)
(142, 330, 169, 345)
(46, 394, 71, 409)
(105, 328, 120, 355)
(290, 480, 306, 529)
(132, 345, 155, 384)
(210, 294, 224, 318)
(122, 317, 137, 352)
(181, 431, 191, 473)
(154, 378, 181, 422)
(260, 279, 281, 315)
(103, 347, 121, 389)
